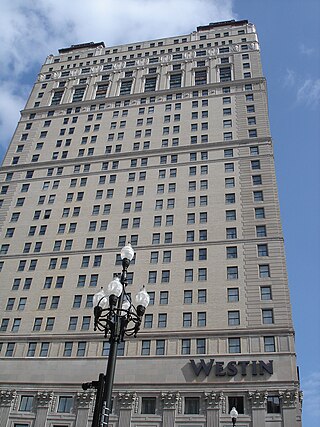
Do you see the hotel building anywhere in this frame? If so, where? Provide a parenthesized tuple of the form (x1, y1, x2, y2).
(0, 19, 302, 427)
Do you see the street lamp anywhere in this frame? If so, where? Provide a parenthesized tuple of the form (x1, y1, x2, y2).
(82, 244, 150, 427)
(230, 407, 238, 426)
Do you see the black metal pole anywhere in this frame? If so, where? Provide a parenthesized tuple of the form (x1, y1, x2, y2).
(91, 373, 105, 426)
(97, 259, 128, 427)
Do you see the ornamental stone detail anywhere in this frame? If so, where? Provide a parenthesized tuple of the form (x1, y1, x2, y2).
(35, 391, 54, 408)
(204, 391, 224, 409)
(161, 392, 181, 410)
(75, 391, 95, 408)
(248, 390, 268, 408)
(279, 389, 299, 408)
(0, 390, 16, 406)
(117, 392, 137, 409)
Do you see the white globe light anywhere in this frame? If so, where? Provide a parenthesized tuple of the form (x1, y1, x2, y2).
(230, 407, 238, 418)
(93, 288, 108, 309)
(107, 277, 123, 297)
(120, 243, 135, 261)
(135, 286, 150, 308)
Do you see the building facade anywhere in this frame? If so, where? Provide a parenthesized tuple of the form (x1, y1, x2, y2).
(0, 20, 302, 427)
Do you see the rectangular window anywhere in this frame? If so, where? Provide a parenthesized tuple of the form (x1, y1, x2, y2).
(262, 309, 274, 324)
(267, 396, 281, 413)
(227, 288, 239, 302)
(19, 396, 34, 412)
(141, 397, 156, 414)
(182, 339, 191, 354)
(228, 310, 240, 326)
(141, 340, 151, 355)
(228, 337, 241, 353)
(185, 397, 200, 414)
(57, 396, 73, 413)
(264, 336, 275, 352)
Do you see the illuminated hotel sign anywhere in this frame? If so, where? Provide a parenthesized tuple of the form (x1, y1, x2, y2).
(189, 359, 274, 377)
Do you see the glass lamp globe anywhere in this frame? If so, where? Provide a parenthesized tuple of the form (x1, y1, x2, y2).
(93, 288, 108, 309)
(120, 243, 135, 261)
(230, 407, 238, 419)
(135, 286, 150, 308)
(107, 276, 123, 297)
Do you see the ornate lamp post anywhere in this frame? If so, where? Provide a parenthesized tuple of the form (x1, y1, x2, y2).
(230, 406, 238, 426)
(82, 244, 150, 427)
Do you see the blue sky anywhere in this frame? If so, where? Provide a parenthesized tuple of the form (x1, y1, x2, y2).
(0, 1, 319, 424)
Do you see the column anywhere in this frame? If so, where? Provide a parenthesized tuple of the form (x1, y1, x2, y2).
(280, 389, 301, 427)
(161, 392, 181, 427)
(34, 391, 54, 427)
(75, 391, 95, 427)
(117, 391, 137, 427)
(204, 391, 224, 427)
(0, 390, 16, 427)
(248, 390, 267, 427)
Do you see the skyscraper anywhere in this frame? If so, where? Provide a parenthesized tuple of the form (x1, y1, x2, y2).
(0, 19, 302, 427)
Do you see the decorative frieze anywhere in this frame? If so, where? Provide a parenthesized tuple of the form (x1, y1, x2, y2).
(248, 390, 268, 408)
(35, 391, 54, 408)
(279, 389, 299, 408)
(117, 391, 137, 409)
(0, 390, 16, 407)
(204, 391, 224, 409)
(75, 391, 95, 409)
(161, 392, 181, 412)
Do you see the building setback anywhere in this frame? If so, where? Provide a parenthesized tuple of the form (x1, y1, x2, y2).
(0, 19, 302, 427)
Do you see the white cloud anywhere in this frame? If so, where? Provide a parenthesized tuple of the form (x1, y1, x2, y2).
(299, 43, 316, 56)
(296, 78, 320, 107)
(283, 69, 320, 108)
(302, 371, 320, 418)
(0, 0, 235, 152)
(284, 68, 296, 87)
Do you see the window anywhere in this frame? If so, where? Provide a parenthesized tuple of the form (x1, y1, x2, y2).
(228, 311, 240, 326)
(182, 339, 191, 354)
(226, 228, 237, 239)
(197, 338, 206, 354)
(39, 342, 49, 357)
(5, 343, 15, 357)
(161, 270, 170, 283)
(261, 286, 272, 300)
(19, 396, 33, 412)
(183, 312, 192, 327)
(227, 266, 238, 280)
(228, 337, 241, 353)
(251, 160, 261, 170)
(228, 396, 244, 414)
(185, 397, 200, 414)
(254, 191, 264, 202)
(197, 312, 206, 327)
(256, 225, 267, 237)
(252, 175, 262, 185)
(267, 396, 281, 414)
(258, 244, 268, 256)
(141, 397, 156, 414)
(254, 208, 265, 219)
(77, 342, 87, 357)
(81, 316, 91, 330)
(18, 297, 27, 310)
(58, 396, 73, 413)
(141, 340, 151, 355)
(158, 313, 167, 328)
(259, 264, 270, 278)
(198, 268, 207, 281)
(227, 288, 239, 302)
(225, 193, 235, 204)
(27, 342, 37, 357)
(63, 342, 73, 357)
(262, 309, 274, 324)
(226, 209, 236, 221)
(264, 336, 275, 352)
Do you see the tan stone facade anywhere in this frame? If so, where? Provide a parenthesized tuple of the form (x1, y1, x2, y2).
(0, 20, 302, 426)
